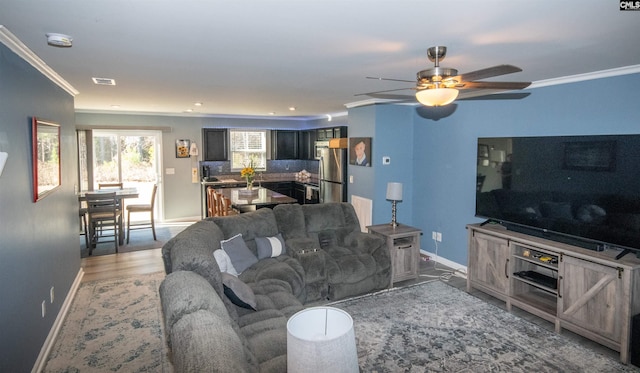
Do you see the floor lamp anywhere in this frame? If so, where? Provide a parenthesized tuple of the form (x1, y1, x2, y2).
(386, 182, 403, 227)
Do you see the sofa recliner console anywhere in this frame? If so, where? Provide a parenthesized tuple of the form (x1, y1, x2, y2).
(160, 202, 391, 372)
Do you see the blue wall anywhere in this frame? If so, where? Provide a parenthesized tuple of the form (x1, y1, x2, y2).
(348, 73, 640, 266)
(0, 44, 79, 371)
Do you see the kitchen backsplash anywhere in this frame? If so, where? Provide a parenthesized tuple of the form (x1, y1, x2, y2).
(202, 159, 319, 177)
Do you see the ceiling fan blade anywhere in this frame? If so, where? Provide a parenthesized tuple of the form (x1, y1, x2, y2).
(354, 87, 415, 97)
(366, 76, 415, 83)
(455, 65, 523, 82)
(458, 81, 531, 90)
(458, 92, 531, 101)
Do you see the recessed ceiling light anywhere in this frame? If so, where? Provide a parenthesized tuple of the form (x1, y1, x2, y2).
(269, 112, 276, 115)
(289, 107, 296, 111)
(194, 102, 203, 106)
(92, 77, 116, 86)
(110, 105, 121, 109)
(46, 33, 72, 47)
(184, 109, 194, 113)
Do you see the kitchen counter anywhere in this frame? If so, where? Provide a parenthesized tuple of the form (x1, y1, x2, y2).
(200, 173, 318, 218)
(201, 173, 318, 187)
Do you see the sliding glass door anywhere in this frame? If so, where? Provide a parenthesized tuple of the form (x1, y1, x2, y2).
(79, 129, 163, 222)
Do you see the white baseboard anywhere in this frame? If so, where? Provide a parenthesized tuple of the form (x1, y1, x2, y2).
(420, 249, 468, 278)
(32, 268, 84, 373)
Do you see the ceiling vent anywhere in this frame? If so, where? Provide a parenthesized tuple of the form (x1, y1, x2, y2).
(92, 77, 116, 86)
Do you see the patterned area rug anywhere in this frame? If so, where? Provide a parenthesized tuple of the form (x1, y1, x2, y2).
(332, 281, 639, 373)
(43, 272, 170, 373)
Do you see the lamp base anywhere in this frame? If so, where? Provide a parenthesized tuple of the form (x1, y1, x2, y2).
(390, 221, 399, 228)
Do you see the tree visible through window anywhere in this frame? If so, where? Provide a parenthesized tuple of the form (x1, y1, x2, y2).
(229, 130, 267, 171)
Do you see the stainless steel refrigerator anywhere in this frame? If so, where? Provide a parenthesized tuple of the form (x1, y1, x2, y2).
(318, 144, 347, 203)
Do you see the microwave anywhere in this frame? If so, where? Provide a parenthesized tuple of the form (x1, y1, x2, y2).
(314, 140, 329, 159)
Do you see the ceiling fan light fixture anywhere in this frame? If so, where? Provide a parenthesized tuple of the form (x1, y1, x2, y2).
(415, 88, 459, 106)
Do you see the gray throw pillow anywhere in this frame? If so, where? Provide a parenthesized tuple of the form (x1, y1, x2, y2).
(221, 234, 258, 274)
(221, 272, 257, 311)
(255, 233, 286, 259)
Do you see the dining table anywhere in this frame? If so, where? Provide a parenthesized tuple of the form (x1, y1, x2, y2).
(77, 187, 139, 245)
(215, 186, 297, 213)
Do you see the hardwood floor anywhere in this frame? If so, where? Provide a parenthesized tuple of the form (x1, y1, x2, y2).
(81, 248, 165, 282)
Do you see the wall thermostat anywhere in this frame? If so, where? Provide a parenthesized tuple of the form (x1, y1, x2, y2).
(382, 156, 391, 165)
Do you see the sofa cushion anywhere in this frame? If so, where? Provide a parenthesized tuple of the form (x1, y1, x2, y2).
(159, 271, 233, 347)
(273, 204, 307, 239)
(256, 233, 286, 259)
(223, 273, 257, 311)
(170, 309, 253, 373)
(222, 234, 259, 274)
(240, 256, 305, 301)
(214, 249, 239, 276)
(211, 208, 280, 256)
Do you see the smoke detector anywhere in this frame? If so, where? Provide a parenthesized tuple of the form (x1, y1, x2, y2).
(46, 33, 72, 47)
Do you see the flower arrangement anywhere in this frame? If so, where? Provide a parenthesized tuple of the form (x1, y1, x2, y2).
(240, 159, 255, 188)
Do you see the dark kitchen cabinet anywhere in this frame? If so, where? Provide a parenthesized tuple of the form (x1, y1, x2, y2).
(271, 130, 299, 159)
(262, 181, 293, 197)
(316, 126, 347, 141)
(298, 130, 317, 160)
(333, 126, 347, 138)
(203, 128, 228, 161)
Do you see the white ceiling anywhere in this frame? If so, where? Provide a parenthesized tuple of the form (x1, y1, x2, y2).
(1, 1, 639, 119)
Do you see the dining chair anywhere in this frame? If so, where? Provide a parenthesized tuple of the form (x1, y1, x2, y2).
(206, 187, 218, 217)
(85, 192, 121, 254)
(79, 204, 89, 249)
(126, 184, 158, 244)
(220, 196, 239, 216)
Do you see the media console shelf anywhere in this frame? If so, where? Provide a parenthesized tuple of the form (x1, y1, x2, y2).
(467, 223, 640, 364)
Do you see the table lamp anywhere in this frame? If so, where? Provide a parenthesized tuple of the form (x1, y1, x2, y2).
(386, 182, 403, 227)
(287, 306, 358, 373)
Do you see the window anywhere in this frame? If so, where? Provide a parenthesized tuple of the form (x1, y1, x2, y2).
(229, 129, 268, 171)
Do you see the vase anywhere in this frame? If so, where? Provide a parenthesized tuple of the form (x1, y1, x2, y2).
(246, 180, 253, 190)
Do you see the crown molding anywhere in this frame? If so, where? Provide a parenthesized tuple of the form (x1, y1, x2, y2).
(0, 25, 79, 97)
(529, 65, 640, 89)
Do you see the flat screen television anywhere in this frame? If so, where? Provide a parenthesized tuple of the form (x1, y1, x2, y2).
(475, 134, 640, 259)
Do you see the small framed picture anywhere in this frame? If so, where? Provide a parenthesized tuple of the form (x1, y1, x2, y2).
(176, 139, 191, 158)
(349, 137, 372, 167)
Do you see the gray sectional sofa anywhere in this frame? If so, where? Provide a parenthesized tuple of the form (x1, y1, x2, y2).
(159, 202, 391, 372)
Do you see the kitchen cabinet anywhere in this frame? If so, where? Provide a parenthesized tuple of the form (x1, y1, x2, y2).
(298, 130, 317, 160)
(271, 130, 299, 159)
(467, 223, 640, 364)
(202, 128, 228, 161)
(261, 181, 293, 197)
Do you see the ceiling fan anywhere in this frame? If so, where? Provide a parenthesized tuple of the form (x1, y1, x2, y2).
(357, 46, 531, 106)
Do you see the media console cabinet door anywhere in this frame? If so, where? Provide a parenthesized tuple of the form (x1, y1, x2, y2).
(468, 231, 510, 296)
(558, 255, 624, 344)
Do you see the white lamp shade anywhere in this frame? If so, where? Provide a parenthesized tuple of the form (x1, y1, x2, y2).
(386, 182, 403, 201)
(415, 88, 459, 106)
(189, 142, 199, 156)
(287, 307, 358, 373)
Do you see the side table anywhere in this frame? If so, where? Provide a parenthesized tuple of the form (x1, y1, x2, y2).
(367, 224, 422, 287)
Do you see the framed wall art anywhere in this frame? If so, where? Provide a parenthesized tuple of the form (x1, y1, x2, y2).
(349, 137, 371, 167)
(32, 117, 61, 202)
(176, 139, 191, 158)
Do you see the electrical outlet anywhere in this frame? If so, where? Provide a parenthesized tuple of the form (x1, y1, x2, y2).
(432, 231, 437, 240)
(50, 286, 55, 303)
(436, 232, 442, 242)
(41, 300, 46, 318)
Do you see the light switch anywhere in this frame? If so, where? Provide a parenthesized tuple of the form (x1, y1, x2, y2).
(166, 168, 175, 175)
(349, 175, 354, 183)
